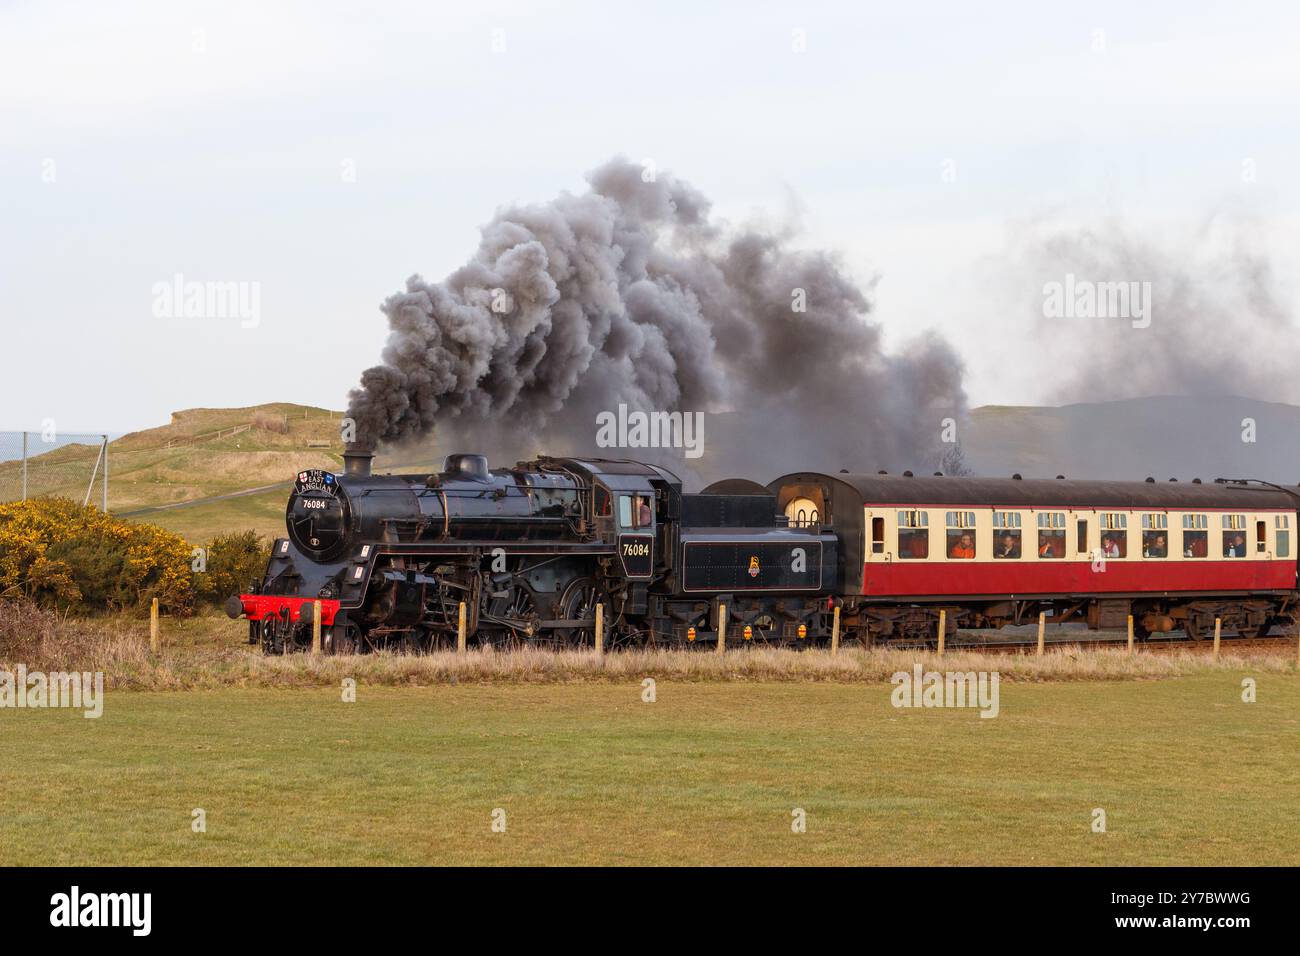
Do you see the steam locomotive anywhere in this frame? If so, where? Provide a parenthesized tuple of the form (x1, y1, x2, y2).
(226, 449, 1299, 652)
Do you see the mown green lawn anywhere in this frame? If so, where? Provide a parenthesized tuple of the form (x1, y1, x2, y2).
(1, 674, 1297, 865)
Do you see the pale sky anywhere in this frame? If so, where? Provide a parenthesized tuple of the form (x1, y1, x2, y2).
(3, 0, 1299, 432)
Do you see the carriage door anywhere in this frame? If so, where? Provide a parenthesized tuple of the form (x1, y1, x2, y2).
(617, 494, 654, 580)
(871, 515, 886, 557)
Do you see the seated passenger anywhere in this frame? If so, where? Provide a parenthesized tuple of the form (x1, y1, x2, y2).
(1039, 538, 1056, 558)
(1225, 533, 1246, 558)
(1102, 536, 1121, 558)
(950, 533, 975, 559)
(1150, 534, 1167, 558)
(997, 533, 1019, 558)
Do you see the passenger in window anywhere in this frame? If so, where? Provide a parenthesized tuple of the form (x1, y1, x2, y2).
(1102, 535, 1121, 558)
(949, 533, 975, 559)
(1224, 533, 1247, 558)
(996, 533, 1020, 558)
(1039, 537, 1056, 558)
(1150, 534, 1167, 558)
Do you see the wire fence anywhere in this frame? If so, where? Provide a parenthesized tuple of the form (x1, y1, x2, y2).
(0, 432, 110, 510)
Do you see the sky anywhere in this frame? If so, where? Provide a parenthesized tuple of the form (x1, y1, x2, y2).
(2, 0, 1299, 433)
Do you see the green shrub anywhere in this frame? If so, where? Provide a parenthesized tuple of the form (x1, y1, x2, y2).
(0, 497, 194, 613)
(195, 530, 270, 605)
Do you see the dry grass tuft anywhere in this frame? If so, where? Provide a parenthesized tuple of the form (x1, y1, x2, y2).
(2, 601, 1295, 691)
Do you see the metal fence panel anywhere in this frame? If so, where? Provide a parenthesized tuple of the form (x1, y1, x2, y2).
(0, 432, 109, 511)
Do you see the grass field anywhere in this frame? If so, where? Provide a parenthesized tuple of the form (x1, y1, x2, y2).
(2, 672, 1298, 865)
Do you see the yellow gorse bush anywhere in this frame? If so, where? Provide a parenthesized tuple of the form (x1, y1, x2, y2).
(0, 498, 195, 613)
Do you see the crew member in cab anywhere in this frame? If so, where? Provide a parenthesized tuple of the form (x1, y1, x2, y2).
(619, 494, 655, 529)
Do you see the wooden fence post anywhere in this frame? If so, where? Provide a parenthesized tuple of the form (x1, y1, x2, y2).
(1213, 616, 1221, 661)
(717, 603, 727, 654)
(594, 602, 604, 655)
(311, 600, 322, 655)
(831, 604, 841, 656)
(150, 597, 159, 653)
(457, 601, 467, 655)
(1127, 614, 1135, 656)
(1037, 611, 1046, 657)
(937, 608, 946, 656)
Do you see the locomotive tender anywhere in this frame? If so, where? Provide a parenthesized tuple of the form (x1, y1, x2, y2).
(227, 449, 1299, 652)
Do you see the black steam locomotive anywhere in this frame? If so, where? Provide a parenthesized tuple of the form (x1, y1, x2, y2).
(227, 450, 836, 653)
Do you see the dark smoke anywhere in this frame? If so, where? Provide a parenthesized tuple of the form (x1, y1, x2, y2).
(347, 157, 967, 481)
(1009, 207, 1300, 406)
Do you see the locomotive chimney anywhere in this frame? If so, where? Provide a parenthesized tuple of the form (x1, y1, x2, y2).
(342, 445, 374, 478)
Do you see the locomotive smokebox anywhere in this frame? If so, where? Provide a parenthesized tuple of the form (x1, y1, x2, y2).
(342, 446, 375, 478)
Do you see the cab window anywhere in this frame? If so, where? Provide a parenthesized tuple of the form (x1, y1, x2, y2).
(618, 494, 654, 529)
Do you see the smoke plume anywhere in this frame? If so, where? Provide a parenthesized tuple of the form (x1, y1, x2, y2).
(347, 157, 966, 481)
(1008, 207, 1300, 406)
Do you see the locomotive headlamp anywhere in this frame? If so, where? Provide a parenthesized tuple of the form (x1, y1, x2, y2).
(743, 624, 753, 640)
(797, 624, 807, 639)
(687, 626, 696, 642)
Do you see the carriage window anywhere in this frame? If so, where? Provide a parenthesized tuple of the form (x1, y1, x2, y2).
(946, 511, 976, 559)
(1182, 513, 1208, 558)
(1100, 513, 1127, 559)
(871, 516, 885, 554)
(1036, 512, 1065, 559)
(1141, 513, 1168, 558)
(992, 511, 1021, 558)
(1277, 515, 1291, 558)
(897, 510, 929, 559)
(1221, 513, 1248, 558)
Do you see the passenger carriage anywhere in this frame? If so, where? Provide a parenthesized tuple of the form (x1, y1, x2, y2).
(768, 472, 1298, 644)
